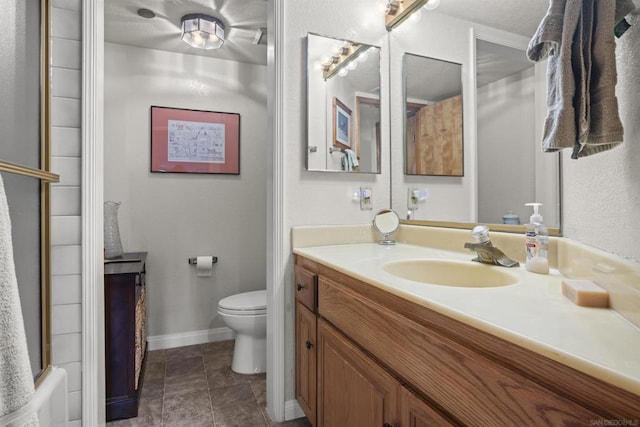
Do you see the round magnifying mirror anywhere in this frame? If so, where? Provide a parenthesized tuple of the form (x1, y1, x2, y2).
(372, 209, 400, 245)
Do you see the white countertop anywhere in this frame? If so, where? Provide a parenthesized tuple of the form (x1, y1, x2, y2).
(294, 242, 640, 396)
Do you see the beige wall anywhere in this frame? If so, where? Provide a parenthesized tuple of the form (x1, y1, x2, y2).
(562, 25, 640, 262)
(104, 43, 268, 338)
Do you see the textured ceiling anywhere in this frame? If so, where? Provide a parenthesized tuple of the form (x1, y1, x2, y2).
(104, 0, 548, 66)
(104, 0, 268, 65)
(435, 0, 548, 37)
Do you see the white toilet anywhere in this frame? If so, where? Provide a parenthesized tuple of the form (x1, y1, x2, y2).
(217, 289, 267, 374)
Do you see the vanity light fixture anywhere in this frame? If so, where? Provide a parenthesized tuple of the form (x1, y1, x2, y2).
(181, 14, 225, 50)
(322, 43, 368, 80)
(385, 0, 430, 30)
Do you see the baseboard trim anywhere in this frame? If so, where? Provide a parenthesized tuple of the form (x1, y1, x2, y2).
(284, 399, 305, 421)
(146, 327, 234, 351)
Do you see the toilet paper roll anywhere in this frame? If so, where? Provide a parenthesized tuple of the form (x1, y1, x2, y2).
(196, 256, 213, 277)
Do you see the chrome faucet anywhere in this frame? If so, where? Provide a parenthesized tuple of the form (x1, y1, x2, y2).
(464, 226, 519, 268)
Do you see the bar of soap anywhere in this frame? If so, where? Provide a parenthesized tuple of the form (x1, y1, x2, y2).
(561, 279, 609, 308)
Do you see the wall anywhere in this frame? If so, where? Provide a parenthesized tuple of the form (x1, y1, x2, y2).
(49, 0, 83, 424)
(104, 43, 268, 339)
(562, 23, 640, 262)
(278, 0, 390, 405)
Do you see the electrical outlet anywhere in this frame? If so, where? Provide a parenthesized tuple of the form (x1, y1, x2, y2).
(407, 188, 419, 210)
(360, 187, 373, 210)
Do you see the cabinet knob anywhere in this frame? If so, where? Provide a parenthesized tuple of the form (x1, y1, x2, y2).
(305, 340, 313, 349)
(383, 424, 393, 427)
(296, 283, 304, 291)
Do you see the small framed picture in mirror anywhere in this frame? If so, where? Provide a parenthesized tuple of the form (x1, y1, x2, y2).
(333, 97, 352, 150)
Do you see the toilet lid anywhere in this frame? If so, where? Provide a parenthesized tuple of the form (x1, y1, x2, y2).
(219, 290, 266, 311)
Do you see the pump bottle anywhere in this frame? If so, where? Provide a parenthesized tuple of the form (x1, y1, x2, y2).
(524, 203, 549, 274)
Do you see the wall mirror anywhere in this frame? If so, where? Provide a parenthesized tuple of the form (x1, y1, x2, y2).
(306, 33, 382, 173)
(404, 54, 463, 176)
(0, 0, 54, 383)
(475, 38, 560, 228)
(389, 9, 561, 233)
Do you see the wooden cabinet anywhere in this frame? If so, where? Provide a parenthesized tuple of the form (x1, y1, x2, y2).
(295, 254, 640, 426)
(400, 387, 452, 427)
(105, 252, 148, 421)
(295, 265, 318, 425)
(296, 301, 316, 422)
(317, 319, 399, 427)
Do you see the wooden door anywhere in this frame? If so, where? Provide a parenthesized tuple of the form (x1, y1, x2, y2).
(296, 302, 317, 425)
(317, 319, 399, 427)
(415, 95, 463, 176)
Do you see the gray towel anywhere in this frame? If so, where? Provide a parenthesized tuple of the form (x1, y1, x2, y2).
(0, 174, 39, 426)
(527, 0, 580, 153)
(527, 0, 632, 158)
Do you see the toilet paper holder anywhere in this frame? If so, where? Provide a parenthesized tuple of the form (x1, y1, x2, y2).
(188, 256, 218, 265)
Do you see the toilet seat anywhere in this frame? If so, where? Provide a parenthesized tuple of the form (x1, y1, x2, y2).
(218, 290, 266, 316)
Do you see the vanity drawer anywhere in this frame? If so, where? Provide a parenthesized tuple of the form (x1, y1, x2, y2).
(294, 265, 317, 311)
(318, 276, 600, 426)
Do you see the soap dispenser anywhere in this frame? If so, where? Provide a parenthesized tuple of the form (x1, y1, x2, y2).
(524, 203, 549, 274)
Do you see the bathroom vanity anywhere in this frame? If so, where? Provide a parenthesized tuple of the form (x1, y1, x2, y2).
(293, 236, 640, 426)
(104, 252, 148, 421)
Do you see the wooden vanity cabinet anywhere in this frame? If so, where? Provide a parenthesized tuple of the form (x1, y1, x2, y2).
(296, 259, 453, 427)
(295, 254, 640, 426)
(295, 265, 318, 425)
(105, 252, 148, 421)
(317, 319, 400, 427)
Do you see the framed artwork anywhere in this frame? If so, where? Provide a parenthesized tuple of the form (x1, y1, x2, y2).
(150, 106, 240, 174)
(332, 97, 352, 150)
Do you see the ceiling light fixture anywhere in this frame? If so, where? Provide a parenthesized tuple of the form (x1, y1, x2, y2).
(385, 0, 429, 30)
(181, 14, 225, 50)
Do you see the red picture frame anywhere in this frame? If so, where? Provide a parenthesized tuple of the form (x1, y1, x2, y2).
(150, 106, 240, 174)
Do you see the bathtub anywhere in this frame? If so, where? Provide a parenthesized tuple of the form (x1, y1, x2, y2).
(0, 366, 68, 426)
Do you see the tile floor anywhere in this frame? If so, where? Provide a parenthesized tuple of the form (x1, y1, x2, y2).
(107, 340, 310, 427)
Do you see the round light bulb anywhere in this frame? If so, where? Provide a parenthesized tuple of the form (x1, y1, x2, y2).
(424, 0, 440, 10)
(347, 60, 358, 71)
(338, 68, 349, 77)
(357, 50, 369, 63)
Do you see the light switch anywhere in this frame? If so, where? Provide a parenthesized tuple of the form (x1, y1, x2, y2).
(407, 188, 419, 210)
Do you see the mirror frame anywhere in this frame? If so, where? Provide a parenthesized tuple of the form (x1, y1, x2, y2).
(304, 32, 383, 174)
(401, 27, 562, 236)
(37, 0, 52, 385)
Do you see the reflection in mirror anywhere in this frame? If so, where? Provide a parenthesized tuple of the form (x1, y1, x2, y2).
(404, 54, 463, 176)
(306, 33, 382, 173)
(475, 38, 560, 227)
(390, 9, 561, 233)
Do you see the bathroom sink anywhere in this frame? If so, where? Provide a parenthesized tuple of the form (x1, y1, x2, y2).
(382, 259, 518, 288)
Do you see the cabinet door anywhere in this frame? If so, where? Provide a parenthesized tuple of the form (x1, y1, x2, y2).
(294, 265, 317, 311)
(296, 302, 317, 425)
(318, 319, 399, 427)
(400, 387, 454, 427)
